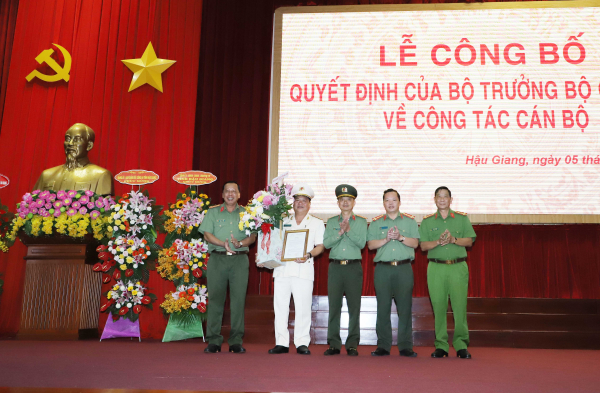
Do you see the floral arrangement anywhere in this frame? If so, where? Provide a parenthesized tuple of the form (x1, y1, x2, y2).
(239, 182, 293, 235)
(160, 282, 208, 325)
(157, 238, 208, 286)
(3, 190, 114, 248)
(93, 190, 163, 283)
(0, 200, 14, 252)
(100, 279, 157, 322)
(161, 188, 211, 247)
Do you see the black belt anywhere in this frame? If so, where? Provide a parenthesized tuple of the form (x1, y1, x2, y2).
(211, 250, 249, 256)
(429, 257, 467, 265)
(329, 259, 361, 265)
(378, 259, 411, 266)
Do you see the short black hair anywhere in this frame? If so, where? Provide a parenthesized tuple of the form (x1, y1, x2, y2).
(382, 188, 400, 201)
(222, 181, 241, 193)
(434, 186, 451, 197)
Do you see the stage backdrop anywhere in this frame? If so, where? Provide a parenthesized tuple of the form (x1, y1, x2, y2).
(0, 0, 203, 338)
(194, 0, 600, 299)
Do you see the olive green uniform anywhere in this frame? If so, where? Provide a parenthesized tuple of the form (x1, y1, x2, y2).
(419, 209, 476, 352)
(367, 213, 419, 351)
(199, 204, 249, 347)
(323, 214, 367, 350)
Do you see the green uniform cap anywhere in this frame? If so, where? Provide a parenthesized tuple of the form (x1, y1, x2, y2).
(335, 184, 357, 199)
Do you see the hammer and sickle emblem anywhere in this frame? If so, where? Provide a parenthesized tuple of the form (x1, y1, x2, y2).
(25, 43, 72, 83)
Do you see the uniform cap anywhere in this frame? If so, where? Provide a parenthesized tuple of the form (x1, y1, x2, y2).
(291, 183, 315, 200)
(335, 184, 357, 199)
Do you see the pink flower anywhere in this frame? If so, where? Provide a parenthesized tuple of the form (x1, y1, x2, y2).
(79, 207, 88, 215)
(23, 193, 33, 203)
(39, 191, 50, 199)
(45, 203, 52, 210)
(79, 196, 89, 204)
(57, 191, 67, 199)
(54, 201, 63, 208)
(19, 212, 27, 219)
(31, 208, 38, 214)
(53, 210, 61, 218)
(262, 194, 276, 207)
(67, 190, 77, 198)
(38, 208, 47, 216)
(67, 208, 77, 217)
(72, 201, 81, 209)
(87, 202, 95, 209)
(62, 198, 72, 206)
(90, 210, 101, 219)
(95, 199, 104, 208)
(48, 194, 56, 201)
(253, 191, 263, 199)
(32, 190, 41, 195)
(84, 190, 94, 197)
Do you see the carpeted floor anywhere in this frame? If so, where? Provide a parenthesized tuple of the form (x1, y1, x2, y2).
(0, 341, 598, 393)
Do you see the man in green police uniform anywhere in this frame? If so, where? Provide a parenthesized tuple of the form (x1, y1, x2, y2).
(199, 181, 257, 354)
(419, 186, 476, 359)
(367, 189, 419, 357)
(323, 184, 367, 356)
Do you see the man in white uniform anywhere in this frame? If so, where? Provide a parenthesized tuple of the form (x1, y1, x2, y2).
(267, 183, 325, 355)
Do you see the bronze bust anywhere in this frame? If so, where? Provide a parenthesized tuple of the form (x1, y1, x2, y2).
(33, 123, 113, 195)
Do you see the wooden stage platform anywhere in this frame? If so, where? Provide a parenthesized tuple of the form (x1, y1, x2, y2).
(223, 295, 600, 349)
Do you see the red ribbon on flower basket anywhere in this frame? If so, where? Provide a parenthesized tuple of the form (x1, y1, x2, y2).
(260, 222, 274, 253)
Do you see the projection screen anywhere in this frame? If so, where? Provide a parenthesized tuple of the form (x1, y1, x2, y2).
(269, 1, 600, 223)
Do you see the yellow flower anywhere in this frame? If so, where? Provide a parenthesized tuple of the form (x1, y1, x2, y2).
(115, 219, 121, 225)
(126, 256, 133, 263)
(191, 191, 196, 195)
(128, 285, 133, 291)
(127, 239, 134, 245)
(120, 264, 126, 270)
(107, 293, 112, 299)
(194, 258, 198, 262)
(119, 225, 125, 230)
(132, 290, 138, 295)
(198, 262, 203, 267)
(188, 261, 193, 266)
(182, 193, 187, 198)
(113, 285, 119, 290)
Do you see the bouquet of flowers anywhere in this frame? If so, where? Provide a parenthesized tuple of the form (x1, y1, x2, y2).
(161, 188, 211, 247)
(240, 181, 293, 266)
(0, 200, 14, 252)
(160, 282, 208, 325)
(94, 190, 163, 283)
(157, 238, 208, 286)
(4, 190, 114, 247)
(100, 279, 157, 322)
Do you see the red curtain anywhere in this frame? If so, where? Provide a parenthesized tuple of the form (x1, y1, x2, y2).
(0, 0, 19, 132)
(0, 0, 203, 338)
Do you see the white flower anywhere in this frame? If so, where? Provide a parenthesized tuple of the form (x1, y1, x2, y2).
(191, 303, 198, 309)
(135, 208, 139, 212)
(192, 264, 198, 269)
(146, 251, 151, 255)
(113, 226, 119, 231)
(142, 225, 147, 229)
(120, 286, 125, 291)
(127, 302, 132, 308)
(133, 263, 138, 268)
(116, 303, 121, 309)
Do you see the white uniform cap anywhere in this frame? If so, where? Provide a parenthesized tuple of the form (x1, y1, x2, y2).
(291, 183, 315, 200)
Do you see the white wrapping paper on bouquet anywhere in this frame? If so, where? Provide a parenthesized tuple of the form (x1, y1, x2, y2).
(256, 226, 284, 269)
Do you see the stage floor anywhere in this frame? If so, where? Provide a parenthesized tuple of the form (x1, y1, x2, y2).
(0, 341, 598, 393)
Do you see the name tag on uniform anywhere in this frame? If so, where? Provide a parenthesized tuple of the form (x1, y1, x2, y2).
(431, 227, 438, 231)
(217, 219, 226, 223)
(335, 227, 340, 230)
(380, 226, 388, 230)
(284, 224, 292, 227)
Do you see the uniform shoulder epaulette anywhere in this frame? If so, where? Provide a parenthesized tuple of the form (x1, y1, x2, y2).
(310, 214, 324, 221)
(355, 214, 367, 220)
(422, 212, 435, 219)
(454, 210, 468, 216)
(372, 214, 384, 221)
(209, 204, 221, 209)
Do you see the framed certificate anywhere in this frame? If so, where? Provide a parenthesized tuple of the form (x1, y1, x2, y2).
(281, 229, 309, 261)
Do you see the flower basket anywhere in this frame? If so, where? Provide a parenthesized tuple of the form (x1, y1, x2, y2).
(257, 226, 284, 266)
(162, 314, 204, 342)
(100, 316, 141, 341)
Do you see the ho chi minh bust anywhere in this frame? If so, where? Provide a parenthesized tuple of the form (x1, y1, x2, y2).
(33, 123, 113, 195)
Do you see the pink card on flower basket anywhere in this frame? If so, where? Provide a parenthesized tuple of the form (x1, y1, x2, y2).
(100, 317, 141, 341)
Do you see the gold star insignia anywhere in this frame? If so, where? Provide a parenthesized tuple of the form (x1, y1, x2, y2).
(122, 42, 175, 92)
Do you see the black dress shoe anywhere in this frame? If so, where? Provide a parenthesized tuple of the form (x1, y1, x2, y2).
(324, 347, 340, 356)
(371, 347, 390, 356)
(399, 349, 418, 357)
(268, 345, 289, 354)
(346, 347, 359, 356)
(228, 344, 246, 353)
(204, 344, 221, 353)
(296, 345, 311, 355)
(457, 349, 472, 359)
(431, 348, 449, 358)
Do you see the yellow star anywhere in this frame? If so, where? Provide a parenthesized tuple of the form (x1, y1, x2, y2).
(122, 42, 175, 93)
